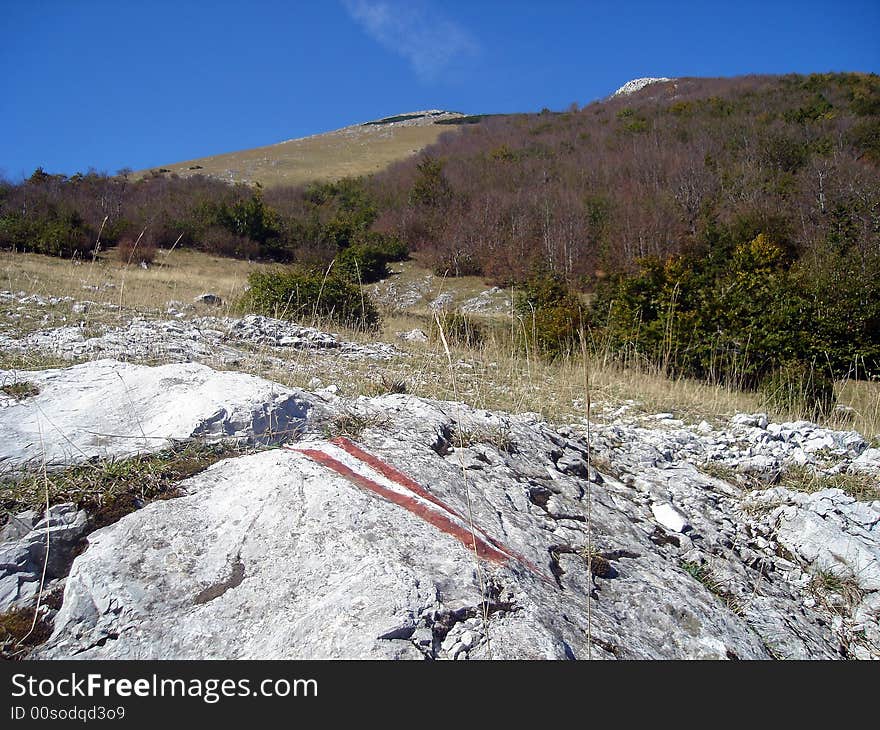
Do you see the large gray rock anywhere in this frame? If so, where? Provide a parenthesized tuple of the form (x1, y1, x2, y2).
(0, 360, 319, 472)
(851, 448, 880, 474)
(0, 503, 87, 610)
(34, 395, 805, 660)
(750, 488, 880, 591)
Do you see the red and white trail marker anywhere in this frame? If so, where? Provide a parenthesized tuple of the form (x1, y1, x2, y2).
(285, 436, 550, 582)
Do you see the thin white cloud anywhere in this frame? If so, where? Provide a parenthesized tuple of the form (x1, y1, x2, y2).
(342, 0, 479, 81)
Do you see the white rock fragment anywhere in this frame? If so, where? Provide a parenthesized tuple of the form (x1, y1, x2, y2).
(396, 329, 428, 343)
(651, 502, 691, 533)
(851, 448, 880, 474)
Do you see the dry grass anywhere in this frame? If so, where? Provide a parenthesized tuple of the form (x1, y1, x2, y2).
(835, 379, 880, 440)
(0, 605, 53, 660)
(778, 465, 880, 502)
(0, 380, 40, 400)
(0, 440, 249, 526)
(135, 117, 464, 188)
(323, 409, 389, 440)
(0, 248, 264, 315)
(1, 250, 878, 442)
(680, 560, 746, 616)
(369, 258, 508, 316)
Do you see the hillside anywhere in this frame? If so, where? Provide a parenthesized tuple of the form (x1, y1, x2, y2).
(3, 73, 879, 398)
(371, 73, 880, 283)
(137, 110, 467, 188)
(366, 73, 880, 392)
(1, 74, 880, 661)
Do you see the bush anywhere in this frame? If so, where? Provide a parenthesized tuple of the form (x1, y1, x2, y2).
(355, 230, 408, 262)
(336, 244, 390, 284)
(516, 274, 586, 360)
(198, 226, 260, 259)
(115, 237, 157, 265)
(592, 227, 880, 393)
(0, 212, 94, 258)
(0, 214, 40, 250)
(429, 309, 484, 349)
(433, 249, 483, 277)
(760, 361, 837, 418)
(335, 231, 408, 284)
(99, 217, 135, 246)
(238, 267, 380, 331)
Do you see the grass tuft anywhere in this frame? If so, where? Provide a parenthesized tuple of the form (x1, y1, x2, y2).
(1, 381, 40, 400)
(1, 440, 249, 529)
(454, 423, 516, 454)
(778, 464, 879, 502)
(681, 560, 745, 615)
(323, 410, 388, 440)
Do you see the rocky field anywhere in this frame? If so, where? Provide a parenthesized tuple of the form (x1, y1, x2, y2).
(0, 290, 878, 660)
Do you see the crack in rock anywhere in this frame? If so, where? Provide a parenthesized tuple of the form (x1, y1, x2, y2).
(193, 558, 246, 605)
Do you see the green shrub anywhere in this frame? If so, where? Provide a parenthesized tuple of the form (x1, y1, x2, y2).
(760, 361, 837, 418)
(593, 235, 809, 384)
(0, 211, 94, 258)
(238, 267, 379, 331)
(333, 230, 408, 284)
(355, 230, 408, 262)
(336, 244, 390, 283)
(99, 217, 135, 246)
(214, 191, 281, 246)
(515, 274, 586, 360)
(592, 227, 880, 393)
(0, 214, 40, 249)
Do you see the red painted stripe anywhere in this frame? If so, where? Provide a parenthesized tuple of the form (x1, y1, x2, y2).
(296, 447, 512, 565)
(331, 436, 471, 521)
(325, 437, 552, 584)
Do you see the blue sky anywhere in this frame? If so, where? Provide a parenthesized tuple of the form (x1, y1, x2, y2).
(1, 0, 878, 179)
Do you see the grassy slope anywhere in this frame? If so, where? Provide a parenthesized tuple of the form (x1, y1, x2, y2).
(138, 113, 465, 188)
(1, 249, 877, 439)
(0, 249, 262, 314)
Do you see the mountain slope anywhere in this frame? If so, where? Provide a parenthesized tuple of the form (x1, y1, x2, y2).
(139, 110, 466, 188)
(369, 73, 880, 284)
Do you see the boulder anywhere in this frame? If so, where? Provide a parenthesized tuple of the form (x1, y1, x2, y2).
(1, 354, 876, 660)
(194, 293, 222, 306)
(0, 503, 87, 610)
(769, 490, 880, 592)
(38, 395, 780, 660)
(396, 329, 428, 343)
(0, 360, 321, 471)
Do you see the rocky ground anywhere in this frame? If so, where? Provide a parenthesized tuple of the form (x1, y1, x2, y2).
(368, 271, 512, 315)
(0, 292, 878, 660)
(0, 290, 399, 366)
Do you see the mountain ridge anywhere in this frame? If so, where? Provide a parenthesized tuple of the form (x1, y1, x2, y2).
(137, 109, 467, 188)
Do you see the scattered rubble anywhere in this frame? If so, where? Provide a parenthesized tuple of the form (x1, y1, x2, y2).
(0, 293, 401, 365)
